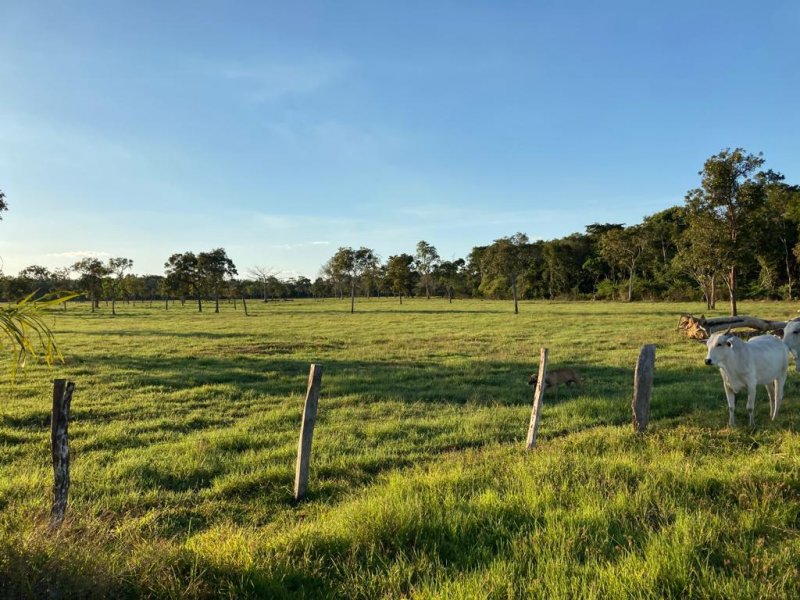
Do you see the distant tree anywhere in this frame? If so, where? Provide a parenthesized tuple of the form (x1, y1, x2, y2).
(386, 253, 414, 303)
(481, 233, 530, 313)
(763, 183, 800, 299)
(320, 256, 347, 299)
(435, 259, 465, 303)
(107, 257, 133, 316)
(414, 241, 440, 299)
(17, 265, 54, 299)
(311, 277, 331, 298)
(673, 213, 725, 309)
(291, 276, 313, 298)
(52, 267, 73, 310)
(685, 148, 782, 315)
(72, 257, 111, 312)
(198, 248, 237, 313)
(0, 189, 7, 219)
(249, 265, 276, 302)
(464, 246, 486, 297)
(598, 226, 647, 302)
(164, 251, 201, 310)
(327, 246, 378, 312)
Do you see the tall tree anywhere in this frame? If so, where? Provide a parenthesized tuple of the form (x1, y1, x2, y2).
(327, 246, 378, 312)
(386, 254, 414, 304)
(481, 233, 530, 314)
(685, 148, 782, 315)
(435, 259, 465, 303)
(673, 213, 725, 309)
(107, 257, 134, 316)
(598, 225, 647, 302)
(72, 257, 110, 312)
(164, 252, 201, 310)
(198, 248, 238, 313)
(414, 241, 440, 299)
(764, 184, 800, 300)
(0, 189, 7, 219)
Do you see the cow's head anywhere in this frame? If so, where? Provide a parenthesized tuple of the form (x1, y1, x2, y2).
(783, 319, 800, 347)
(705, 329, 740, 366)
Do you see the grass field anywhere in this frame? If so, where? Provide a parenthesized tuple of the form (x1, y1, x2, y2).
(1, 298, 800, 599)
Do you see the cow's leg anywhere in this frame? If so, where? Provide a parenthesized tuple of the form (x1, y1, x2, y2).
(766, 382, 776, 420)
(724, 383, 737, 427)
(774, 375, 786, 420)
(746, 382, 757, 427)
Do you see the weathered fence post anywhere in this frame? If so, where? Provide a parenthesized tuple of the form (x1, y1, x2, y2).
(294, 364, 323, 501)
(526, 348, 548, 450)
(632, 344, 655, 433)
(51, 379, 75, 527)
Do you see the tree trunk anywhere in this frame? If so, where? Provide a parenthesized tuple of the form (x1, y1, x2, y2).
(728, 265, 737, 316)
(91, 292, 96, 313)
(350, 282, 355, 314)
(512, 280, 519, 314)
(215, 292, 220, 313)
(112, 296, 116, 316)
(242, 296, 248, 316)
(197, 295, 202, 312)
(678, 314, 787, 339)
(400, 294, 403, 305)
(702, 277, 711, 310)
(784, 238, 794, 300)
(627, 268, 635, 302)
(710, 273, 717, 309)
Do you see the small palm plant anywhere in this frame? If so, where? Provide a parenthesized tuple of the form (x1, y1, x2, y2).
(0, 292, 76, 379)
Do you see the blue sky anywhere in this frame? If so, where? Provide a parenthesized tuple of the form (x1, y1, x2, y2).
(1, 1, 798, 278)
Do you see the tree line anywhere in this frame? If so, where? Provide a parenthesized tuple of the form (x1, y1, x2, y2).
(2, 149, 798, 316)
(317, 149, 800, 315)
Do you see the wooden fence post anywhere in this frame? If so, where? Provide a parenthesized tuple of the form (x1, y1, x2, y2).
(294, 364, 323, 501)
(51, 379, 75, 527)
(526, 348, 548, 450)
(633, 344, 655, 433)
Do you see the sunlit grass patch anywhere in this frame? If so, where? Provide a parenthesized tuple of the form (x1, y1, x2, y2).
(1, 298, 799, 597)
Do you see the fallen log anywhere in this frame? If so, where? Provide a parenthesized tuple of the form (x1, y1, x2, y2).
(678, 314, 789, 340)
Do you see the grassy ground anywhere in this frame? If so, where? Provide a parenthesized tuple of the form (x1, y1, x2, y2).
(1, 298, 799, 599)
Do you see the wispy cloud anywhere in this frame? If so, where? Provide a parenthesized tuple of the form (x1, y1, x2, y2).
(269, 241, 330, 250)
(257, 212, 358, 230)
(214, 56, 353, 103)
(46, 250, 111, 259)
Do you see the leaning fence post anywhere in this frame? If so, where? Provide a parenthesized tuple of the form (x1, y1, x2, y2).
(632, 344, 655, 433)
(526, 348, 548, 450)
(294, 364, 323, 501)
(51, 379, 75, 527)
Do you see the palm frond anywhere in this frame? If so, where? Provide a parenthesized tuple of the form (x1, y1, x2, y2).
(0, 291, 78, 380)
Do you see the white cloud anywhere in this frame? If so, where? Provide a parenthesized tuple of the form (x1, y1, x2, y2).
(46, 250, 111, 259)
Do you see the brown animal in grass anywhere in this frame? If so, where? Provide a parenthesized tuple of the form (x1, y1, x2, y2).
(528, 368, 582, 391)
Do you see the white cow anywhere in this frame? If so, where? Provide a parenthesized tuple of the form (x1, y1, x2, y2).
(782, 318, 800, 371)
(704, 331, 789, 426)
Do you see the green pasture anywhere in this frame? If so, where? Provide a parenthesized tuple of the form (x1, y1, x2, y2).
(1, 298, 799, 598)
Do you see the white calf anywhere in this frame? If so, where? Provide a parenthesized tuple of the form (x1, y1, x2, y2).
(704, 332, 789, 426)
